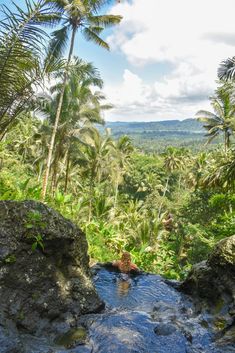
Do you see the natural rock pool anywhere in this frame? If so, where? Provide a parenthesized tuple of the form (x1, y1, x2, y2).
(9, 265, 234, 353)
(1, 202, 234, 353)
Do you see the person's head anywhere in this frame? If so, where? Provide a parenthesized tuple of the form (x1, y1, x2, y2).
(121, 252, 131, 263)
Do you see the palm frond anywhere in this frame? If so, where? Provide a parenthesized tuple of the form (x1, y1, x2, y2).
(218, 57, 235, 81)
(88, 14, 122, 27)
(48, 24, 70, 59)
(82, 27, 109, 50)
(0, 0, 62, 134)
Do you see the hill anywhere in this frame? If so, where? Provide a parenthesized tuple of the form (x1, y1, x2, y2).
(102, 119, 209, 152)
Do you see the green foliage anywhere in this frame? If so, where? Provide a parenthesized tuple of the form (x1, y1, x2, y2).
(32, 235, 45, 252)
(25, 210, 46, 230)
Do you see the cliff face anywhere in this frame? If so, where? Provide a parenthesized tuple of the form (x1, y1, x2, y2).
(0, 200, 103, 339)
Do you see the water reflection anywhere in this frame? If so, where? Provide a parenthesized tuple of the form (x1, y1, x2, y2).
(117, 274, 131, 297)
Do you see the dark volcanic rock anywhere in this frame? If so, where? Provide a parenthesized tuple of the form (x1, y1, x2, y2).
(181, 234, 235, 346)
(181, 235, 235, 306)
(0, 200, 103, 339)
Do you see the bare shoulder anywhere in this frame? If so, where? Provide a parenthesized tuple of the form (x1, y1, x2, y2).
(112, 260, 121, 267)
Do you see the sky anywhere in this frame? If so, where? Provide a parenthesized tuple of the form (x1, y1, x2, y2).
(1, 0, 235, 122)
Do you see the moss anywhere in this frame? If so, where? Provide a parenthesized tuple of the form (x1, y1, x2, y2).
(213, 317, 227, 331)
(3, 254, 16, 264)
(55, 327, 87, 348)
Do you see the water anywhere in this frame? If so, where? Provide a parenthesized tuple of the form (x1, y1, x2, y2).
(80, 267, 218, 353)
(6, 266, 235, 353)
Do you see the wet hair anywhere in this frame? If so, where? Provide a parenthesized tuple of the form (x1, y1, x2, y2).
(121, 252, 131, 261)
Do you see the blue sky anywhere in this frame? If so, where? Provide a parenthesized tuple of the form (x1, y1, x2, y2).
(1, 0, 235, 122)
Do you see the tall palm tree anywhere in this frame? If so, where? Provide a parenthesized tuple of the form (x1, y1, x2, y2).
(196, 84, 235, 153)
(37, 58, 110, 193)
(41, 0, 122, 200)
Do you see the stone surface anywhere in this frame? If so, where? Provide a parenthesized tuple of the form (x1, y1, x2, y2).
(0, 200, 103, 339)
(181, 235, 235, 306)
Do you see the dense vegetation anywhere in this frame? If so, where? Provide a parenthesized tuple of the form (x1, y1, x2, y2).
(1, 0, 235, 280)
(101, 119, 210, 153)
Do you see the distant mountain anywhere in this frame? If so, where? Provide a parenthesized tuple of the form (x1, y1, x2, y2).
(104, 119, 204, 135)
(100, 118, 209, 152)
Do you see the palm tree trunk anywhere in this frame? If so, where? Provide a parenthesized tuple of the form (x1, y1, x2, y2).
(64, 150, 70, 193)
(37, 162, 43, 183)
(51, 159, 58, 196)
(224, 130, 230, 153)
(41, 27, 76, 201)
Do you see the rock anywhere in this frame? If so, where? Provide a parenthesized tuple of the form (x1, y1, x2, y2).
(154, 323, 177, 336)
(54, 327, 87, 348)
(180, 235, 235, 346)
(0, 200, 104, 340)
(181, 235, 235, 306)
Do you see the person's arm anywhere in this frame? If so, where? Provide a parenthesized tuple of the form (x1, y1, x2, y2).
(130, 263, 138, 270)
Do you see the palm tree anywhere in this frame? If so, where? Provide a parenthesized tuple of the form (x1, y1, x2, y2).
(196, 84, 235, 153)
(76, 127, 114, 221)
(0, 0, 63, 139)
(37, 58, 110, 193)
(158, 147, 185, 218)
(111, 136, 134, 211)
(218, 57, 235, 81)
(187, 152, 208, 189)
(201, 148, 235, 191)
(41, 0, 122, 200)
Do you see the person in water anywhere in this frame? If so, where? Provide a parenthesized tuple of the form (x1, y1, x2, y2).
(112, 252, 139, 273)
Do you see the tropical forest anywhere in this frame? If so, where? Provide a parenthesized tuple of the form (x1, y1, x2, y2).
(0, 1, 235, 352)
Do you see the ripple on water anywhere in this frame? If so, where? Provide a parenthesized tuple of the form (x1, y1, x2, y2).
(93, 268, 185, 312)
(89, 311, 188, 353)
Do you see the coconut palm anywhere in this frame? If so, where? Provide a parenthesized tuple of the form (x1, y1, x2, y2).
(0, 0, 63, 139)
(218, 57, 235, 81)
(196, 84, 235, 153)
(109, 136, 134, 212)
(41, 0, 122, 200)
(201, 149, 235, 190)
(37, 58, 110, 193)
(157, 147, 186, 218)
(76, 127, 115, 221)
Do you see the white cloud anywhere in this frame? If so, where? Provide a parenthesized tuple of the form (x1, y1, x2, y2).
(104, 0, 235, 121)
(104, 68, 212, 121)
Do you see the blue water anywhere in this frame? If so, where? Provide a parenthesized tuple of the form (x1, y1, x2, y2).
(19, 267, 234, 353)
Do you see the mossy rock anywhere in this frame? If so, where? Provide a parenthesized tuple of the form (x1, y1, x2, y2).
(55, 327, 87, 348)
(208, 235, 235, 268)
(181, 235, 235, 308)
(0, 200, 103, 336)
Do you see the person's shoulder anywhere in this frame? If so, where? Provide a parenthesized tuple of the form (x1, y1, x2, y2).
(112, 260, 121, 267)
